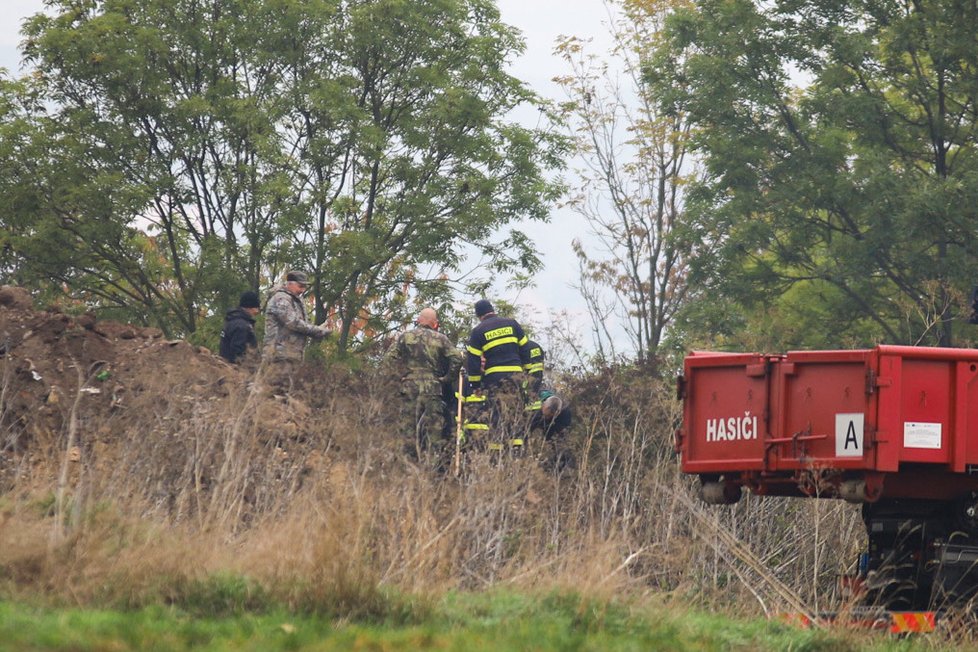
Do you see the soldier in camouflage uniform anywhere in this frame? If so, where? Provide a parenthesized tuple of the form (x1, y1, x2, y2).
(384, 307, 463, 458)
(261, 271, 331, 393)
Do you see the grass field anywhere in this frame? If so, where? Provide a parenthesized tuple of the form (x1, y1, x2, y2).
(0, 591, 927, 652)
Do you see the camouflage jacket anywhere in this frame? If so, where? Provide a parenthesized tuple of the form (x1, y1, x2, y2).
(262, 286, 327, 361)
(385, 325, 463, 388)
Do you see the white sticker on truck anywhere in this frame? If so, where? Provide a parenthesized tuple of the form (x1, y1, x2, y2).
(903, 422, 942, 449)
(835, 413, 864, 457)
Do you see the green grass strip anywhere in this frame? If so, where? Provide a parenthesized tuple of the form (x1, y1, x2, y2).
(0, 592, 926, 652)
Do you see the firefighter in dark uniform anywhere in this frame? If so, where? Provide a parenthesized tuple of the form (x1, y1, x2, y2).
(523, 338, 545, 407)
(465, 299, 531, 444)
(524, 339, 545, 390)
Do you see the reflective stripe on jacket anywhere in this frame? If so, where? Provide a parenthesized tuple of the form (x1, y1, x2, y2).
(465, 314, 530, 389)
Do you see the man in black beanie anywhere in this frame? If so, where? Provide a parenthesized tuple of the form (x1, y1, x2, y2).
(465, 299, 531, 444)
(219, 290, 261, 364)
(467, 299, 530, 391)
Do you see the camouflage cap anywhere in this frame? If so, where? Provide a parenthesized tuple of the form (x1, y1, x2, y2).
(286, 270, 309, 285)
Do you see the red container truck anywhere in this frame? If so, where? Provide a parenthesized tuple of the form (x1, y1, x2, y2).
(677, 345, 978, 611)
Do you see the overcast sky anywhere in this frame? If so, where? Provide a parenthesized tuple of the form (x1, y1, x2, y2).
(0, 0, 624, 351)
(495, 0, 621, 350)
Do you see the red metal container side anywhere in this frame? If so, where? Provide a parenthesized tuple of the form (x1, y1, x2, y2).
(681, 346, 978, 478)
(873, 346, 978, 473)
(681, 352, 777, 473)
(770, 349, 876, 472)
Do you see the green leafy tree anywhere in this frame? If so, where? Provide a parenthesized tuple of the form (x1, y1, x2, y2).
(650, 0, 978, 349)
(6, 0, 295, 334)
(0, 74, 194, 331)
(279, 0, 564, 352)
(1, 0, 563, 349)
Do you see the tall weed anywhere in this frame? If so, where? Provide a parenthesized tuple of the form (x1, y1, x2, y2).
(0, 362, 868, 623)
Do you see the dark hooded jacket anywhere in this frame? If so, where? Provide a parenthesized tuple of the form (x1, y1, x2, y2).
(219, 307, 258, 363)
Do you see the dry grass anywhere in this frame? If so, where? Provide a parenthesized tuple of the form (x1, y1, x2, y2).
(0, 358, 909, 632)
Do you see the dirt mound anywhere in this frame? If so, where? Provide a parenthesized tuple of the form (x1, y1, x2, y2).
(0, 291, 254, 487)
(0, 285, 33, 311)
(0, 297, 234, 410)
(0, 287, 401, 520)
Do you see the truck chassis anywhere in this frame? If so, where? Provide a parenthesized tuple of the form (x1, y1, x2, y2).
(679, 346, 978, 612)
